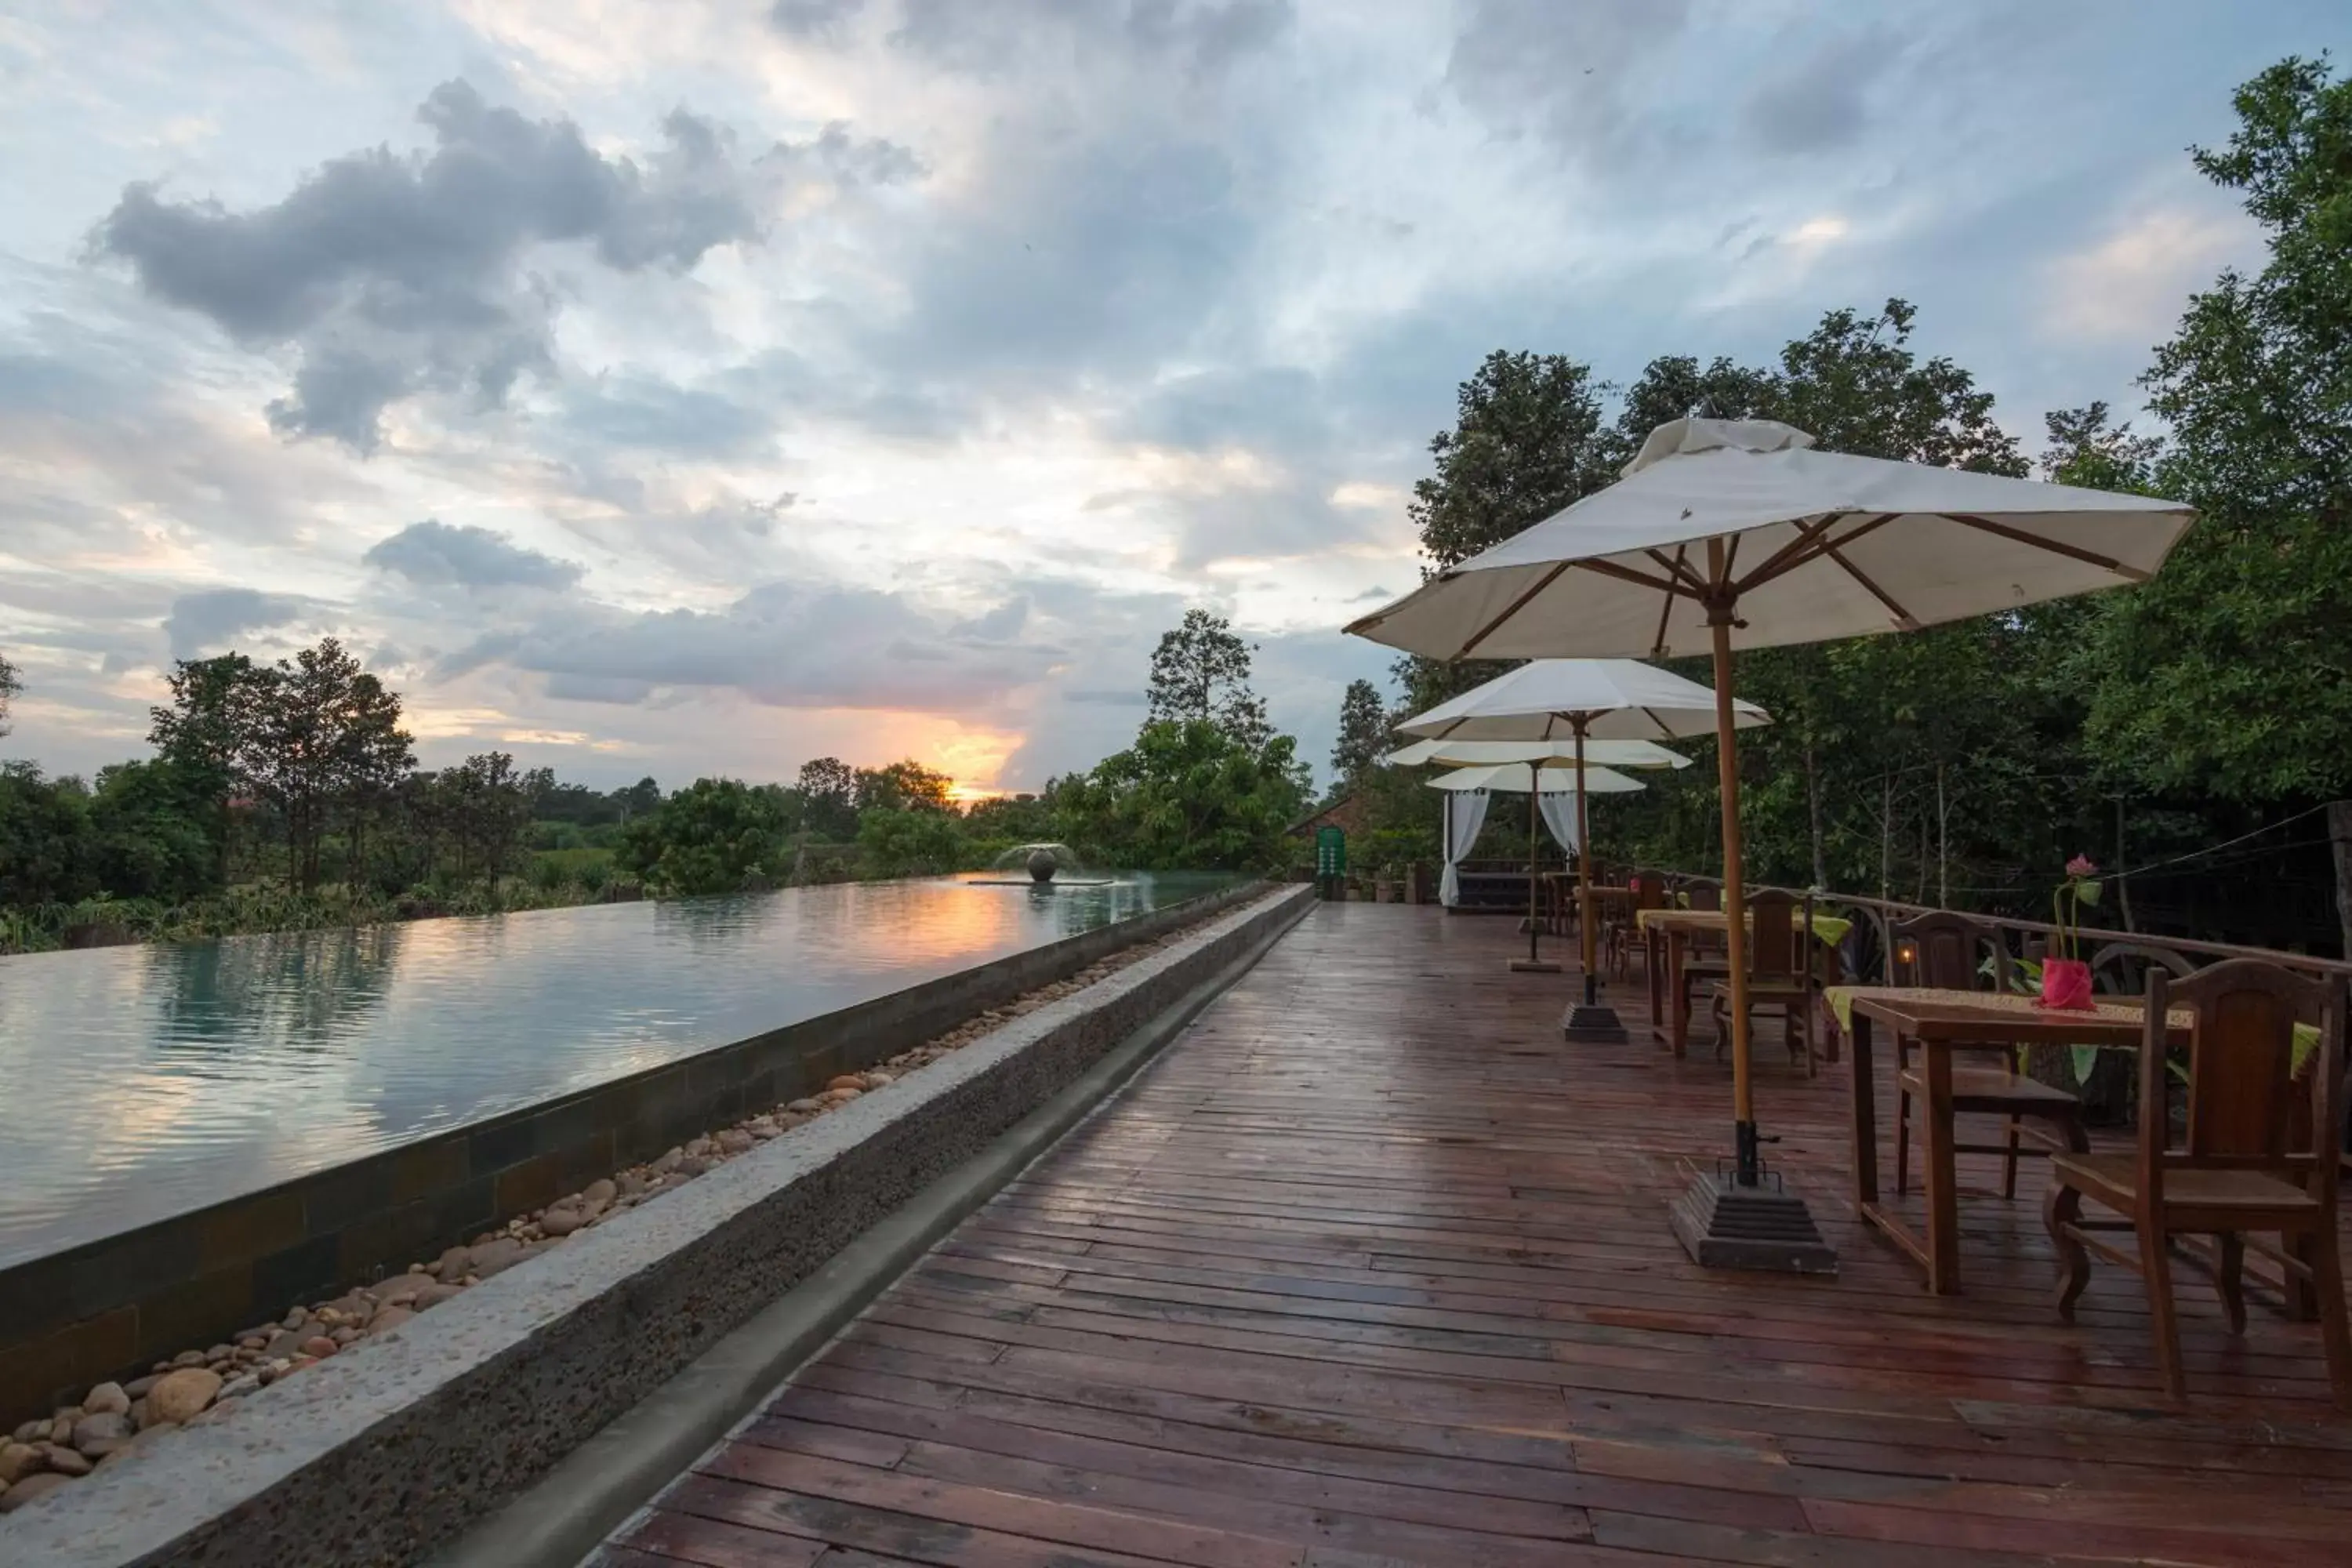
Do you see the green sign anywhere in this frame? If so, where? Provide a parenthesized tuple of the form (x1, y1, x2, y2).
(1315, 826, 1346, 877)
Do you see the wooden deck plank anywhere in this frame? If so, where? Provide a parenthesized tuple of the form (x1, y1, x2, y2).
(607, 903, 2352, 1566)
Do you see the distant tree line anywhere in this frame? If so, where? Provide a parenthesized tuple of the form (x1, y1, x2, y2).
(612, 611, 1312, 896)
(0, 608, 1312, 942)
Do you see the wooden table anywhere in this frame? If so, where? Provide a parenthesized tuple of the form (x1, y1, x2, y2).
(1537, 874, 1632, 939)
(1838, 986, 2192, 1294)
(1638, 908, 1852, 1058)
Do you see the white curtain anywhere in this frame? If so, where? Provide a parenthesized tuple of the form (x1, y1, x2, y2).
(1440, 790, 1490, 907)
(1538, 792, 1581, 858)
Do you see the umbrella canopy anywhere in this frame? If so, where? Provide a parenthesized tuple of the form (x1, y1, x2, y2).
(1396, 658, 1764, 994)
(1349, 419, 2194, 661)
(1347, 418, 2195, 1196)
(1427, 763, 1645, 793)
(1385, 736, 1690, 769)
(1397, 659, 1768, 742)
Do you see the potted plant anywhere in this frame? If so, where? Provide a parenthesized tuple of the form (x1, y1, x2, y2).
(1374, 863, 1398, 903)
(2038, 855, 2101, 1011)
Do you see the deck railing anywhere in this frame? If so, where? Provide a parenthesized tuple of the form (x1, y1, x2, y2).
(1687, 877, 2352, 990)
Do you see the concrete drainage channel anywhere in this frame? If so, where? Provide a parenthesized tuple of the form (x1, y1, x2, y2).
(2, 883, 1312, 1568)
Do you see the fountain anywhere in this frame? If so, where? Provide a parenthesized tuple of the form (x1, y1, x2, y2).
(967, 843, 1118, 887)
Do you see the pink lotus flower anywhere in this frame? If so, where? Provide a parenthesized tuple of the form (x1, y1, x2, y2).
(2064, 854, 2097, 877)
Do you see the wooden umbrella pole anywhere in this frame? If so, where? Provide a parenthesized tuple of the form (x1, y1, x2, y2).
(1576, 719, 1596, 1005)
(1706, 543, 1759, 1187)
(1526, 761, 1541, 964)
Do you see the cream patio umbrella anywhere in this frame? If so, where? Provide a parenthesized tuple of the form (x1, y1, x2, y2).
(1421, 757, 1646, 973)
(1383, 737, 1693, 770)
(1389, 736, 1688, 974)
(1348, 417, 2194, 1272)
(1398, 659, 1767, 1015)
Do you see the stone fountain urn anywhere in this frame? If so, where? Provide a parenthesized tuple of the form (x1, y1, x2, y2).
(1025, 846, 1058, 884)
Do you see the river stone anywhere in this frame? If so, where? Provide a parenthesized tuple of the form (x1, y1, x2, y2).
(413, 1282, 465, 1308)
(71, 1413, 129, 1453)
(786, 1098, 823, 1113)
(82, 1382, 129, 1417)
(467, 1237, 526, 1278)
(825, 1073, 865, 1092)
(147, 1367, 223, 1425)
(375, 1273, 429, 1307)
(39, 1443, 91, 1477)
(716, 1128, 753, 1155)
(123, 1373, 159, 1400)
(368, 1305, 416, 1335)
(539, 1205, 585, 1237)
(583, 1178, 617, 1207)
(0, 1443, 42, 1485)
(47, 1414, 74, 1446)
(1, 1472, 72, 1512)
(674, 1155, 711, 1178)
(301, 1336, 339, 1359)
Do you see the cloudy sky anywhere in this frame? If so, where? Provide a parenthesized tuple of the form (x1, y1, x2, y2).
(0, 2, 2334, 794)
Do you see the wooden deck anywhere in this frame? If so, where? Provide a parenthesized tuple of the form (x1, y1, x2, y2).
(597, 903, 2352, 1568)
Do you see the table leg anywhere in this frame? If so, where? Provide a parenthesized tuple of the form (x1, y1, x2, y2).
(1850, 1011, 1878, 1207)
(1669, 931, 1690, 1059)
(1923, 1039, 1961, 1294)
(1646, 924, 1664, 1042)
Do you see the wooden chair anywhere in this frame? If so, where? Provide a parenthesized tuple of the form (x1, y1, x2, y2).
(2045, 961, 2352, 1407)
(1707, 889, 1817, 1076)
(1606, 871, 1669, 982)
(1891, 913, 2086, 1201)
(1674, 880, 1735, 1022)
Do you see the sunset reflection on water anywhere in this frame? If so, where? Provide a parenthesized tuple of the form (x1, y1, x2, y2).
(0, 873, 1227, 1268)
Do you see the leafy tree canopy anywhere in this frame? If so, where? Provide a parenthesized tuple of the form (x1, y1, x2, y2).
(1148, 609, 1271, 747)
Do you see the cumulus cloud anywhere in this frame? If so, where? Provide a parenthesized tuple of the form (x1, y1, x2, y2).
(1742, 32, 1895, 154)
(163, 587, 314, 659)
(2044, 205, 2255, 341)
(362, 520, 585, 591)
(442, 579, 1056, 711)
(889, 0, 1293, 78)
(771, 0, 866, 42)
(93, 81, 771, 452)
(1446, 0, 1694, 165)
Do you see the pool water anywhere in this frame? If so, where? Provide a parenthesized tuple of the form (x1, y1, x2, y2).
(0, 873, 1230, 1268)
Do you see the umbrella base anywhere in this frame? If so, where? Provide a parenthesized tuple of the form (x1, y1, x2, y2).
(1560, 1003, 1629, 1044)
(1509, 959, 1563, 974)
(1670, 1169, 1838, 1276)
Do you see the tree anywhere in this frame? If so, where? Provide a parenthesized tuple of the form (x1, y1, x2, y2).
(238, 639, 412, 891)
(795, 757, 858, 840)
(0, 652, 19, 738)
(150, 652, 267, 883)
(1148, 610, 1270, 746)
(854, 759, 954, 815)
(1053, 720, 1308, 872)
(612, 776, 662, 822)
(334, 670, 415, 889)
(89, 758, 220, 902)
(1409, 350, 1617, 570)
(615, 777, 789, 895)
(858, 805, 967, 876)
(431, 752, 534, 883)
(1396, 350, 1628, 717)
(2079, 56, 2352, 804)
(0, 763, 97, 907)
(1330, 678, 1388, 791)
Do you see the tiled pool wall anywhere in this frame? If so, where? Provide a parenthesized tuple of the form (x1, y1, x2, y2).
(0, 880, 1264, 1424)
